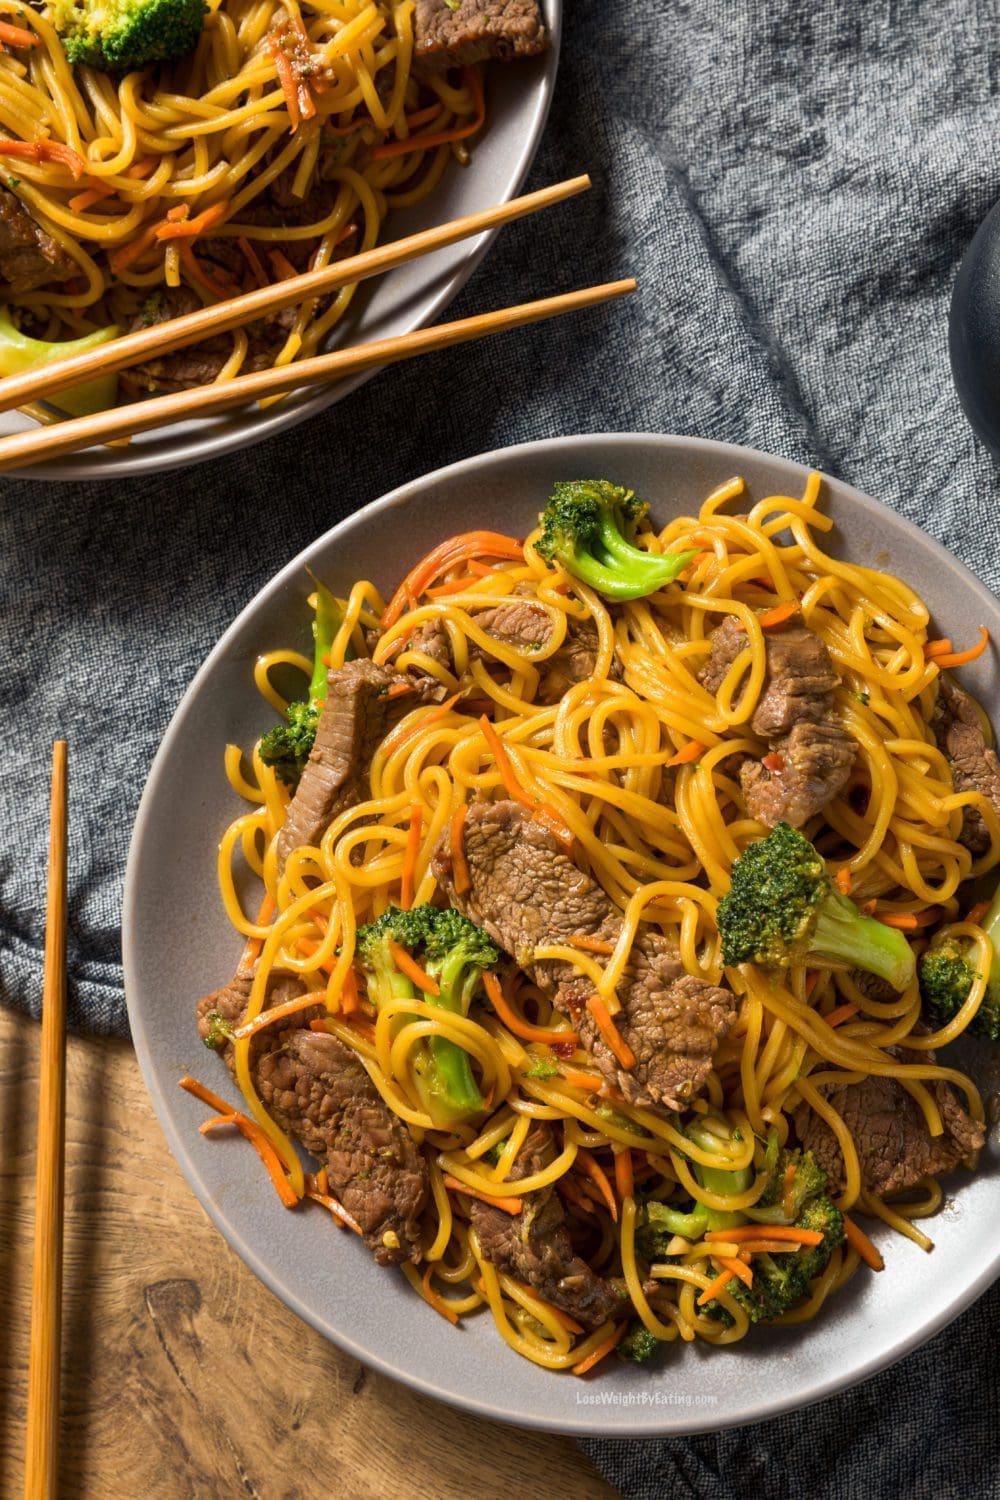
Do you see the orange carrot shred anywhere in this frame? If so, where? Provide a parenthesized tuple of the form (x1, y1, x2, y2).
(575, 1149, 618, 1222)
(834, 866, 853, 895)
(0, 20, 39, 46)
(442, 1174, 522, 1214)
(180, 1076, 298, 1209)
(762, 751, 785, 773)
(450, 802, 471, 895)
(155, 201, 229, 241)
(715, 1254, 754, 1289)
(382, 691, 462, 758)
(421, 1265, 460, 1325)
(876, 907, 939, 930)
(697, 1266, 740, 1306)
(823, 1002, 859, 1029)
(381, 529, 523, 628)
(306, 1188, 363, 1234)
(705, 1225, 824, 1245)
(425, 573, 481, 597)
(478, 714, 574, 848)
(178, 243, 233, 300)
(666, 739, 706, 767)
(966, 899, 990, 926)
(237, 235, 268, 288)
(843, 1214, 885, 1271)
(560, 1065, 604, 1090)
(400, 802, 423, 910)
(387, 938, 440, 996)
(614, 1147, 634, 1203)
(568, 935, 615, 955)
(571, 1323, 627, 1376)
(586, 995, 636, 1070)
(925, 626, 989, 667)
(268, 247, 299, 281)
(483, 970, 578, 1046)
(0, 139, 86, 179)
(371, 65, 485, 160)
(757, 599, 800, 629)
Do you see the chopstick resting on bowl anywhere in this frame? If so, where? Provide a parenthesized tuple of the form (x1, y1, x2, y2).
(24, 741, 69, 1500)
(0, 277, 637, 472)
(0, 174, 592, 418)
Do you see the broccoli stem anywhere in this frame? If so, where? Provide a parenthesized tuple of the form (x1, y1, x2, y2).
(308, 576, 345, 703)
(812, 891, 916, 989)
(420, 949, 484, 1121)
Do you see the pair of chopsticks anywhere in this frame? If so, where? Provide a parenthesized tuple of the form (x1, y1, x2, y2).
(0, 174, 634, 471)
(24, 743, 68, 1500)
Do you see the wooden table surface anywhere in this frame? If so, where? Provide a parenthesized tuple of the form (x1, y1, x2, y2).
(1, 1006, 618, 1500)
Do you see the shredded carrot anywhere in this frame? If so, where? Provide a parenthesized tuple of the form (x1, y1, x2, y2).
(466, 558, 494, 577)
(381, 529, 523, 628)
(757, 599, 800, 630)
(666, 738, 706, 767)
(179, 1076, 299, 1209)
(925, 626, 989, 667)
(923, 637, 952, 657)
(338, 965, 361, 1017)
(483, 970, 577, 1046)
(425, 573, 482, 597)
(177, 243, 233, 300)
(843, 1214, 886, 1271)
(586, 995, 636, 1071)
(232, 989, 325, 1040)
(270, 33, 302, 130)
(387, 938, 440, 996)
(0, 139, 86, 179)
(400, 802, 423, 910)
(421, 1264, 460, 1325)
(155, 201, 230, 241)
(559, 1065, 604, 1090)
(442, 1174, 522, 1214)
(559, 1177, 599, 1218)
(966, 899, 990, 926)
(125, 155, 157, 179)
(705, 1225, 824, 1245)
(240, 893, 276, 969)
(306, 1188, 363, 1235)
(614, 1147, 634, 1203)
(0, 20, 39, 46)
(834, 866, 853, 895)
(860, 898, 879, 916)
(109, 217, 163, 273)
(715, 1253, 754, 1289)
(382, 691, 462, 759)
(781, 1162, 797, 1222)
(478, 714, 574, 849)
(697, 1266, 739, 1306)
(571, 1323, 626, 1376)
(386, 682, 416, 700)
(762, 751, 786, 773)
(823, 1002, 858, 1029)
(876, 907, 939, 930)
(402, 102, 444, 131)
(68, 183, 117, 212)
(237, 235, 269, 288)
(575, 1149, 618, 1221)
(371, 65, 485, 160)
(166, 204, 190, 223)
(568, 935, 615, 955)
(450, 802, 471, 896)
(268, 247, 299, 281)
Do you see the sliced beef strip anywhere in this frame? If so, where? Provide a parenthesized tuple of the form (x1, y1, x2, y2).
(792, 1054, 985, 1197)
(432, 800, 735, 1111)
(699, 614, 855, 828)
(0, 186, 77, 294)
(932, 674, 1000, 855)
(399, 598, 606, 705)
(123, 285, 282, 394)
(468, 1123, 621, 1330)
(413, 0, 547, 69)
(198, 969, 428, 1264)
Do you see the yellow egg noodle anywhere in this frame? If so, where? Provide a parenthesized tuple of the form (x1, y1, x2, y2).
(0, 0, 477, 373)
(206, 471, 994, 1372)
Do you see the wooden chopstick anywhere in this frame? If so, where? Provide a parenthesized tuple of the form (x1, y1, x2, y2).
(0, 278, 636, 473)
(24, 741, 69, 1500)
(0, 174, 592, 417)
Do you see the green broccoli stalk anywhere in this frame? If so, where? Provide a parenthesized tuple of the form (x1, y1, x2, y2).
(535, 479, 696, 602)
(717, 822, 916, 990)
(355, 905, 500, 1127)
(721, 1194, 845, 1323)
(616, 1323, 660, 1363)
(919, 883, 1000, 1042)
(50, 0, 207, 71)
(0, 308, 118, 416)
(635, 1122, 751, 1256)
(258, 577, 345, 786)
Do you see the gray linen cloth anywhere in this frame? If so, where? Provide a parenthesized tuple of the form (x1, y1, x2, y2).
(1, 0, 997, 1491)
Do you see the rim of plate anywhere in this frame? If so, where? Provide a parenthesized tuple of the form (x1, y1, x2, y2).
(123, 432, 1000, 1436)
(10, 6, 561, 483)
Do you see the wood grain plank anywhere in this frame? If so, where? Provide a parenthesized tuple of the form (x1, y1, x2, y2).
(0, 1008, 617, 1500)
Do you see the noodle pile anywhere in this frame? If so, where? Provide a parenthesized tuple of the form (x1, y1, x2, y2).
(210, 471, 993, 1371)
(0, 0, 478, 378)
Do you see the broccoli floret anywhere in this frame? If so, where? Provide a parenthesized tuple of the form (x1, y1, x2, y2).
(257, 577, 345, 787)
(50, 0, 207, 71)
(717, 822, 916, 991)
(616, 1323, 660, 1363)
(919, 886, 1000, 1043)
(0, 307, 118, 416)
(523, 1054, 560, 1079)
(723, 1194, 845, 1323)
(636, 1121, 752, 1256)
(746, 1145, 827, 1225)
(355, 905, 500, 1126)
(202, 1009, 233, 1050)
(535, 479, 696, 602)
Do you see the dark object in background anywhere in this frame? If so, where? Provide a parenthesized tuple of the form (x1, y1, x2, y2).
(950, 198, 1000, 458)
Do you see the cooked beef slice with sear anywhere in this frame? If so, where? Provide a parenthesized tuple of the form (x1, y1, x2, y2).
(699, 614, 855, 828)
(198, 970, 427, 1263)
(398, 598, 607, 705)
(932, 674, 1000, 854)
(124, 282, 303, 394)
(0, 187, 77, 294)
(792, 1058, 985, 1196)
(468, 1123, 621, 1329)
(433, 800, 735, 1110)
(413, 0, 547, 69)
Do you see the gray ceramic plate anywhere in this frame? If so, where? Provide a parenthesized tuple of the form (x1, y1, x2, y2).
(123, 434, 1000, 1436)
(7, 10, 560, 482)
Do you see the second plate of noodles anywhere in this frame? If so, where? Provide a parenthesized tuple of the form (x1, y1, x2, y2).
(125, 433, 1000, 1435)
